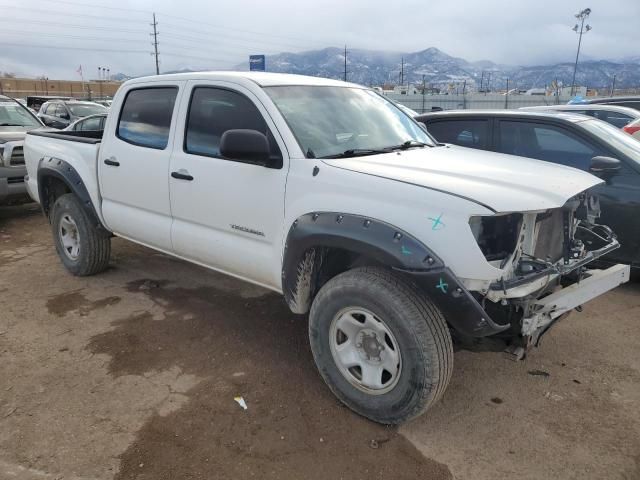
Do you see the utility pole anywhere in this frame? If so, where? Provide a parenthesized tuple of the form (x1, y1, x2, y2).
(570, 8, 592, 97)
(462, 80, 467, 109)
(486, 72, 491, 94)
(422, 74, 426, 113)
(610, 74, 616, 96)
(98, 67, 103, 99)
(344, 45, 347, 82)
(505, 78, 509, 109)
(400, 57, 404, 87)
(479, 71, 484, 92)
(151, 13, 160, 75)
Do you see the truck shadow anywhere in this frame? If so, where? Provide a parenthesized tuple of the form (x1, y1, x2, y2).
(87, 278, 452, 480)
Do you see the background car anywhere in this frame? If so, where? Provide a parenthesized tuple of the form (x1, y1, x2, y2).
(584, 96, 640, 112)
(520, 104, 640, 130)
(37, 100, 107, 129)
(64, 113, 107, 132)
(621, 118, 640, 140)
(416, 110, 640, 268)
(0, 95, 43, 204)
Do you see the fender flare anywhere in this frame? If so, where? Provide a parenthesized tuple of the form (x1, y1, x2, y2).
(282, 212, 508, 338)
(37, 157, 107, 232)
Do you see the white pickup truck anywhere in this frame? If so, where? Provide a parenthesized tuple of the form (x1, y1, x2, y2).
(24, 72, 629, 424)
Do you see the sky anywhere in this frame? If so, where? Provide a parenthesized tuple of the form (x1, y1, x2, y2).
(0, 0, 638, 80)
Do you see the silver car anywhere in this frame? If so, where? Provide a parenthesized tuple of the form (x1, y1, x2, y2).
(0, 95, 44, 204)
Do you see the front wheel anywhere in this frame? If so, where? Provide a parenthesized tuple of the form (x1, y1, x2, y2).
(50, 193, 111, 276)
(309, 267, 453, 424)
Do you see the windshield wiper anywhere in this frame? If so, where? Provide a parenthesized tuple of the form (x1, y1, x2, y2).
(321, 148, 392, 159)
(387, 140, 431, 151)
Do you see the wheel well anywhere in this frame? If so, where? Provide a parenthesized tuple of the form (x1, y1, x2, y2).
(40, 176, 71, 219)
(286, 246, 383, 314)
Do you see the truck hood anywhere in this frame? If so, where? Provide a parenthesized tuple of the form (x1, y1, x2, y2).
(322, 145, 603, 212)
(0, 126, 38, 142)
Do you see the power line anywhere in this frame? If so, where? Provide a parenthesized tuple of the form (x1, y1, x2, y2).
(151, 13, 160, 75)
(0, 41, 149, 54)
(0, 28, 145, 43)
(0, 4, 145, 23)
(0, 17, 147, 34)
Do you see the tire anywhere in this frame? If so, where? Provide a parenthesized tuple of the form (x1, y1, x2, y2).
(50, 193, 111, 276)
(309, 266, 453, 424)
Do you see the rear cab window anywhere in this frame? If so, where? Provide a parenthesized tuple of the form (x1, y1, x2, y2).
(116, 87, 178, 149)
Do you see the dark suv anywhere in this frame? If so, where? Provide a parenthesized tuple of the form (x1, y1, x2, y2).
(37, 100, 107, 129)
(416, 110, 640, 268)
(585, 96, 640, 112)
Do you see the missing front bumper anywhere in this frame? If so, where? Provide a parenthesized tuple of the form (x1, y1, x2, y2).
(522, 263, 630, 341)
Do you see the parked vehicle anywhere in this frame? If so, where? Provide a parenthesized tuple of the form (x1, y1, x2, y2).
(0, 95, 43, 204)
(26, 95, 72, 113)
(64, 113, 107, 132)
(37, 100, 107, 129)
(520, 104, 640, 129)
(585, 96, 640, 111)
(417, 110, 640, 267)
(95, 100, 113, 108)
(622, 118, 640, 140)
(24, 73, 629, 424)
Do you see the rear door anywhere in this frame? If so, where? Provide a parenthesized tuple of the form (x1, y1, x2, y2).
(99, 83, 183, 251)
(168, 80, 288, 289)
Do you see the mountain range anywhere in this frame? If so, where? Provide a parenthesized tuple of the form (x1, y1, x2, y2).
(231, 47, 640, 91)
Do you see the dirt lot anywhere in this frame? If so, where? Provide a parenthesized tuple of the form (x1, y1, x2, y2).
(1, 203, 639, 480)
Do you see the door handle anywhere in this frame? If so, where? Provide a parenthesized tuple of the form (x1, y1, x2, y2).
(171, 170, 194, 181)
(104, 158, 120, 167)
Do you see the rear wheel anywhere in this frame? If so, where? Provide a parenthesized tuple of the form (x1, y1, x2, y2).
(50, 193, 111, 276)
(309, 267, 453, 424)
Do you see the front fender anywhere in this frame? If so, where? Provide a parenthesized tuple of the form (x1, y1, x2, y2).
(282, 212, 508, 337)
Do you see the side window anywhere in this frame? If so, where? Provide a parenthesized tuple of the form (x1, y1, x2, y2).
(595, 110, 633, 128)
(117, 87, 178, 149)
(497, 121, 599, 170)
(46, 103, 57, 115)
(426, 120, 489, 149)
(184, 87, 281, 160)
(80, 116, 102, 131)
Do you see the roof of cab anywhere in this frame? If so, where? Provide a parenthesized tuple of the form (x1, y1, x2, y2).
(124, 71, 364, 89)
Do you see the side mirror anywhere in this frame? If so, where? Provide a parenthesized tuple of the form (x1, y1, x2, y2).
(590, 156, 621, 175)
(220, 129, 277, 167)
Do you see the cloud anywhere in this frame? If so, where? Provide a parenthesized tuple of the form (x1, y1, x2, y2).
(0, 0, 637, 79)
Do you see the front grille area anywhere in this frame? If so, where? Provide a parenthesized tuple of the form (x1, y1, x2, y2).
(9, 146, 24, 165)
(7, 176, 24, 184)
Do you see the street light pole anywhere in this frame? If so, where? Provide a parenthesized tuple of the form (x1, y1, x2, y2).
(570, 8, 592, 97)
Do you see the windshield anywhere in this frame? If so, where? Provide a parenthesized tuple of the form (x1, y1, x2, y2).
(68, 103, 107, 117)
(264, 86, 435, 158)
(0, 101, 41, 127)
(580, 118, 640, 166)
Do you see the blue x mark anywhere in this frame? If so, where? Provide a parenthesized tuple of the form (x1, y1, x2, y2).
(436, 278, 449, 294)
(428, 213, 445, 231)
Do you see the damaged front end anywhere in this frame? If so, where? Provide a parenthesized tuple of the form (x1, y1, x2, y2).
(468, 190, 630, 358)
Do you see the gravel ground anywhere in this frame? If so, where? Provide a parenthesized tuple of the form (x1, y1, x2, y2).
(1, 203, 639, 480)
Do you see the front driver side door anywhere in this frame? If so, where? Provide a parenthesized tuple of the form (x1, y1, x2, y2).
(169, 81, 288, 289)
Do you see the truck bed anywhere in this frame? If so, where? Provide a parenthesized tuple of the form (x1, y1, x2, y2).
(23, 128, 103, 206)
(26, 129, 103, 143)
